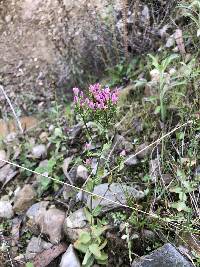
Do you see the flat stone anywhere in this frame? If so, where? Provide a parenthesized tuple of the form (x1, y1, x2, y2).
(76, 165, 88, 181)
(60, 244, 81, 267)
(32, 144, 47, 159)
(63, 208, 88, 242)
(25, 236, 52, 260)
(87, 183, 144, 212)
(131, 243, 193, 267)
(0, 201, 14, 219)
(0, 164, 18, 184)
(13, 184, 36, 213)
(64, 208, 87, 229)
(36, 207, 65, 244)
(26, 201, 49, 219)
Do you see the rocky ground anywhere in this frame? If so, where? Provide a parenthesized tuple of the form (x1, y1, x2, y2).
(0, 72, 199, 266)
(0, 0, 199, 266)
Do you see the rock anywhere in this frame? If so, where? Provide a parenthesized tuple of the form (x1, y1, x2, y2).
(32, 144, 47, 159)
(5, 15, 12, 23)
(65, 209, 87, 228)
(149, 159, 160, 183)
(165, 35, 175, 48)
(87, 183, 144, 212)
(5, 132, 17, 142)
(136, 143, 150, 159)
(113, 135, 133, 153)
(26, 201, 49, 220)
(150, 69, 160, 82)
(131, 243, 193, 267)
(0, 150, 7, 167)
(69, 123, 82, 142)
(25, 236, 52, 260)
(0, 164, 12, 182)
(125, 155, 138, 166)
(0, 164, 18, 184)
(63, 208, 88, 242)
(39, 132, 48, 143)
(60, 244, 81, 267)
(13, 184, 36, 213)
(141, 229, 156, 242)
(0, 201, 14, 219)
(62, 157, 73, 177)
(161, 174, 173, 185)
(76, 165, 88, 181)
(63, 186, 76, 201)
(36, 207, 65, 244)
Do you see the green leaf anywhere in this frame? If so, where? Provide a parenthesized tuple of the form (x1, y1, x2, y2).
(89, 243, 102, 258)
(169, 187, 183, 194)
(92, 205, 103, 217)
(78, 232, 91, 244)
(171, 201, 191, 212)
(74, 241, 88, 253)
(154, 106, 161, 114)
(119, 160, 124, 171)
(54, 127, 62, 137)
(99, 239, 107, 250)
(97, 258, 108, 265)
(91, 225, 107, 238)
(82, 249, 94, 267)
(84, 208, 94, 224)
(96, 251, 108, 261)
(26, 263, 34, 267)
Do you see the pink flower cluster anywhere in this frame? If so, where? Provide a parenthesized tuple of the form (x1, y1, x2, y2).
(73, 83, 119, 110)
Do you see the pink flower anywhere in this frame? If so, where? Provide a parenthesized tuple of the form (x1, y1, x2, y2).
(85, 98, 90, 105)
(73, 87, 79, 96)
(89, 101, 95, 109)
(74, 96, 78, 103)
(120, 150, 126, 157)
(85, 143, 91, 150)
(80, 91, 84, 98)
(85, 158, 92, 165)
(111, 93, 118, 104)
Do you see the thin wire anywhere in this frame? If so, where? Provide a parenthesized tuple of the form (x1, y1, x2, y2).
(0, 119, 196, 232)
(0, 157, 197, 232)
(0, 85, 23, 134)
(107, 120, 193, 175)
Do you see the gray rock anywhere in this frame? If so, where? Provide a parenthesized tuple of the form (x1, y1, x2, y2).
(0, 201, 14, 219)
(113, 135, 133, 153)
(13, 184, 36, 213)
(60, 244, 81, 267)
(76, 165, 88, 181)
(25, 236, 52, 260)
(87, 183, 144, 212)
(131, 243, 193, 267)
(26, 201, 49, 219)
(64, 208, 87, 229)
(62, 157, 73, 177)
(125, 155, 138, 166)
(161, 174, 173, 185)
(63, 208, 88, 242)
(0, 150, 7, 168)
(36, 207, 65, 244)
(32, 144, 47, 159)
(0, 164, 18, 184)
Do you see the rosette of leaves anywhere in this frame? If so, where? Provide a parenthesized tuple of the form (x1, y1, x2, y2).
(74, 208, 108, 266)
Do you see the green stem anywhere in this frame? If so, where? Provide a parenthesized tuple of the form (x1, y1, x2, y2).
(81, 112, 93, 141)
